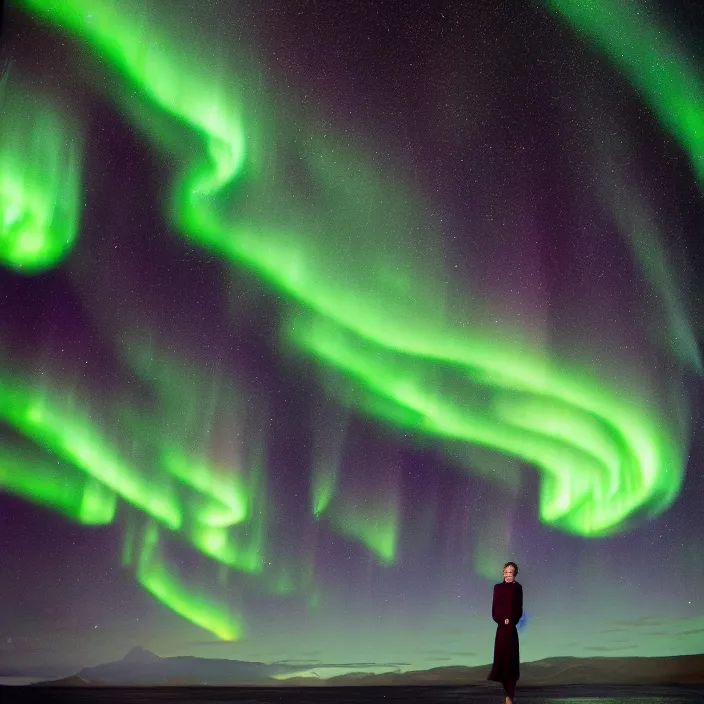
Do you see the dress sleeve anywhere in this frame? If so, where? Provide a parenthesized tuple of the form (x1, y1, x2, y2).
(491, 585, 500, 624)
(511, 583, 523, 626)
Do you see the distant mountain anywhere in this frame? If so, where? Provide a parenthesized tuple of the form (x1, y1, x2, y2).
(121, 647, 162, 665)
(33, 651, 704, 687)
(36, 675, 94, 687)
(35, 648, 303, 686)
(282, 654, 704, 687)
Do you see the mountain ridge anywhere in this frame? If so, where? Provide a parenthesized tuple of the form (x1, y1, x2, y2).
(29, 650, 704, 687)
(121, 646, 162, 664)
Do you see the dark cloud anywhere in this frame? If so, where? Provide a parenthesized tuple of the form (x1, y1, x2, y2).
(676, 627, 704, 636)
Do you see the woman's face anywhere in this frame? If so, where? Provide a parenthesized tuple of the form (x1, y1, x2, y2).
(503, 565, 516, 583)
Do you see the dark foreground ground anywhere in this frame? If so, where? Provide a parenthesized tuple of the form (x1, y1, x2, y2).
(2, 685, 704, 703)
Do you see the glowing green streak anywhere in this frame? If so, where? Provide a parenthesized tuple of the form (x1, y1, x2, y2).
(544, 0, 704, 182)
(0, 361, 270, 574)
(0, 374, 182, 529)
(162, 450, 248, 527)
(311, 407, 348, 518)
(312, 413, 400, 563)
(313, 472, 335, 518)
(0, 358, 268, 633)
(137, 523, 244, 640)
(0, 448, 116, 524)
(289, 314, 680, 537)
(80, 476, 119, 524)
(122, 343, 269, 573)
(0, 77, 81, 272)
(589, 134, 701, 373)
(16, 0, 250, 196)
(332, 503, 398, 565)
(125, 344, 255, 530)
(122, 515, 136, 566)
(14, 0, 685, 543)
(188, 521, 265, 574)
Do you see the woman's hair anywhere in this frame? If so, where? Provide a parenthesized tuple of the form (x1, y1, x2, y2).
(504, 561, 519, 576)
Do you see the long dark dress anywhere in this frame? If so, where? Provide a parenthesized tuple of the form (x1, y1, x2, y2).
(487, 580, 523, 686)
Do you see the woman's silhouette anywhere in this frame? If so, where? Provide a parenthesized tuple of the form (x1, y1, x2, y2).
(488, 561, 523, 704)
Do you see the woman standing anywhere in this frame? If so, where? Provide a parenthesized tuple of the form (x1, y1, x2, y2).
(488, 561, 523, 704)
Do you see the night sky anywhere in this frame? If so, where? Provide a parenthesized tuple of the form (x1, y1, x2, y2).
(1, 0, 704, 683)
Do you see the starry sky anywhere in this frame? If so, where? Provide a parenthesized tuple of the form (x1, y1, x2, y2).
(1, 0, 704, 682)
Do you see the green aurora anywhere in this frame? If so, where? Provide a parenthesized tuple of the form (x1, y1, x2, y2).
(0, 0, 696, 642)
(0, 76, 82, 272)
